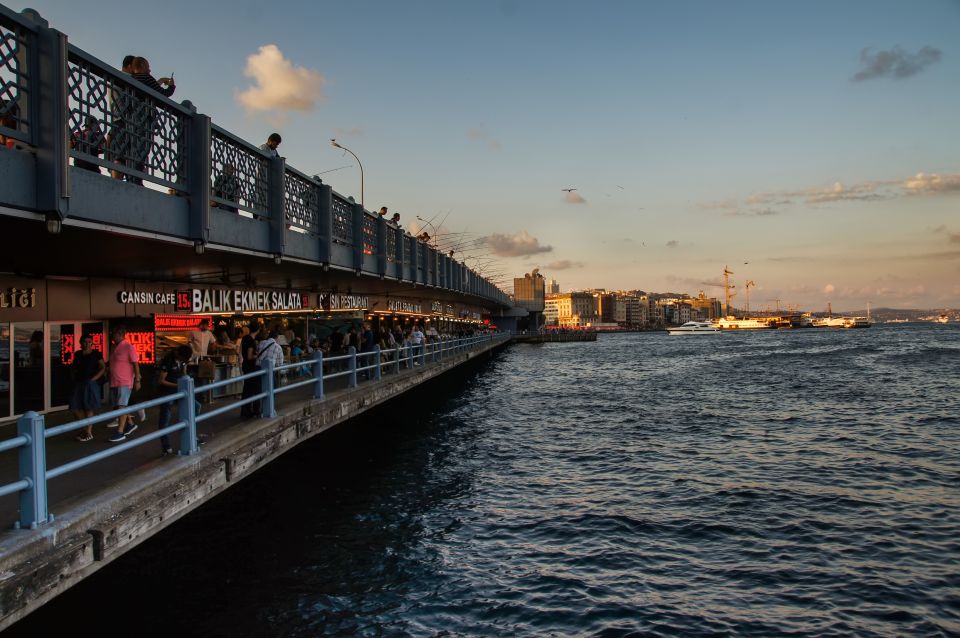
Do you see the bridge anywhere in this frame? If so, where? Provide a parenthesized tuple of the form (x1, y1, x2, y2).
(0, 4, 525, 630)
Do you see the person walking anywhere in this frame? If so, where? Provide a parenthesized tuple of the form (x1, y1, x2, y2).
(108, 325, 141, 442)
(154, 345, 194, 455)
(71, 334, 106, 441)
(240, 320, 261, 418)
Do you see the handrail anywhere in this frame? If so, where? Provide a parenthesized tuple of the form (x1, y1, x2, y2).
(0, 332, 509, 530)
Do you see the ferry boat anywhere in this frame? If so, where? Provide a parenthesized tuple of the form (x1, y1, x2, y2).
(668, 321, 721, 335)
(716, 317, 776, 330)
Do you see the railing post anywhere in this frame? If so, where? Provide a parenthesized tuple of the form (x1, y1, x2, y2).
(352, 203, 364, 271)
(394, 225, 404, 279)
(394, 344, 401, 375)
(374, 345, 382, 381)
(376, 215, 387, 277)
(268, 156, 286, 259)
(410, 237, 419, 285)
(348, 346, 357, 387)
(420, 341, 426, 366)
(178, 376, 198, 456)
(184, 101, 210, 247)
(317, 182, 333, 265)
(17, 411, 48, 529)
(261, 358, 276, 417)
(312, 349, 324, 400)
(407, 344, 414, 369)
(25, 12, 70, 225)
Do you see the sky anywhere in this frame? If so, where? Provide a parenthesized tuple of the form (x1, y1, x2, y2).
(12, 0, 960, 311)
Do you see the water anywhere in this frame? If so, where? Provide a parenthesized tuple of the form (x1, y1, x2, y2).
(9, 324, 960, 637)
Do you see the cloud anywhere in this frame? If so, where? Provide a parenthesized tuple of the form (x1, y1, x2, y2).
(237, 45, 326, 113)
(852, 46, 942, 82)
(952, 234, 960, 244)
(666, 240, 679, 248)
(466, 127, 502, 151)
(482, 230, 553, 257)
(545, 260, 583, 270)
(903, 172, 960, 194)
(823, 284, 836, 295)
(727, 208, 778, 217)
(564, 191, 586, 204)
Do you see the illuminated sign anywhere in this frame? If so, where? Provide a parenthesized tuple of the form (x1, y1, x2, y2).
(0, 287, 37, 309)
(117, 290, 177, 305)
(60, 331, 155, 365)
(430, 301, 454, 315)
(176, 288, 308, 313)
(155, 314, 214, 332)
(320, 293, 369, 311)
(388, 300, 422, 314)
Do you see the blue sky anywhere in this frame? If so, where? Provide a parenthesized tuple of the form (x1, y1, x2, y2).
(13, 0, 960, 310)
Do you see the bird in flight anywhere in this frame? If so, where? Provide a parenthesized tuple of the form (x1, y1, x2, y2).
(561, 188, 577, 193)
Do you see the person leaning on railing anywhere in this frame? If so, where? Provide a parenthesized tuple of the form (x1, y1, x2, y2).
(128, 56, 175, 184)
(155, 345, 196, 456)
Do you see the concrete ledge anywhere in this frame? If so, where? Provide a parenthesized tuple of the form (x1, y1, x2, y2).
(0, 337, 509, 630)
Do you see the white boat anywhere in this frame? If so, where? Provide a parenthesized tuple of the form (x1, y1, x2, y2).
(668, 321, 720, 335)
(716, 317, 775, 330)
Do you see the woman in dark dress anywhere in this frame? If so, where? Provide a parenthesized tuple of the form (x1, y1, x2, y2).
(71, 334, 106, 441)
(240, 320, 261, 417)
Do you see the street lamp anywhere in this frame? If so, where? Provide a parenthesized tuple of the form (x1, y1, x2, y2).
(330, 139, 363, 209)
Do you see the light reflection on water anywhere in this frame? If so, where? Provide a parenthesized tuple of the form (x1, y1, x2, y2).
(8, 324, 960, 637)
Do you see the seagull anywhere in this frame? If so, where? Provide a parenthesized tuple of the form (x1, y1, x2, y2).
(561, 188, 577, 192)
(616, 185, 625, 190)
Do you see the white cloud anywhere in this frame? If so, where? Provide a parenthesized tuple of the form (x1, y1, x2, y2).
(545, 259, 583, 270)
(823, 284, 836, 295)
(237, 45, 326, 113)
(482, 231, 553, 257)
(903, 173, 960, 194)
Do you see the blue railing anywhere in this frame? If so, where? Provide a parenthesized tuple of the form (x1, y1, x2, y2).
(0, 4, 511, 307)
(0, 333, 509, 530)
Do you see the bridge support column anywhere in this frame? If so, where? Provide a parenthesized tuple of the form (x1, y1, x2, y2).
(312, 350, 324, 400)
(348, 346, 357, 388)
(261, 359, 276, 418)
(178, 376, 198, 456)
(374, 346, 382, 381)
(184, 102, 211, 248)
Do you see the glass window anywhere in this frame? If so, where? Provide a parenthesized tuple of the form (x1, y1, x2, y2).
(14, 322, 44, 415)
(50, 324, 74, 408)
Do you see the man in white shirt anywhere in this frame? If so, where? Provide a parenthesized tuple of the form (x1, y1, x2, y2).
(260, 133, 281, 157)
(411, 325, 425, 365)
(189, 318, 215, 361)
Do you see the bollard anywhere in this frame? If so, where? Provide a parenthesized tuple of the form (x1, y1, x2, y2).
(348, 346, 357, 388)
(312, 349, 324, 400)
(178, 376, 199, 456)
(374, 345, 382, 381)
(261, 358, 277, 417)
(394, 343, 401, 375)
(17, 412, 48, 529)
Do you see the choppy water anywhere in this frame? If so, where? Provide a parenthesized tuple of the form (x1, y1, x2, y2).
(9, 324, 960, 637)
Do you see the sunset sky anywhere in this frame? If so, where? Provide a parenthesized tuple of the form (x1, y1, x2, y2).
(14, 0, 959, 310)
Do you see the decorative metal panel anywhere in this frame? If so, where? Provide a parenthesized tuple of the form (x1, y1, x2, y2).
(0, 17, 31, 144)
(331, 193, 353, 246)
(67, 52, 186, 188)
(283, 170, 319, 233)
(211, 130, 269, 215)
(386, 228, 396, 263)
(361, 213, 376, 256)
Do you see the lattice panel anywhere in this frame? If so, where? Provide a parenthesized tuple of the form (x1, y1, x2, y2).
(0, 19, 31, 144)
(283, 170, 319, 233)
(386, 228, 396, 263)
(332, 194, 353, 245)
(67, 54, 186, 187)
(361, 213, 377, 256)
(211, 131, 269, 215)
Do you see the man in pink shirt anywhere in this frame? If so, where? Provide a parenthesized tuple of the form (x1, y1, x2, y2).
(108, 325, 141, 442)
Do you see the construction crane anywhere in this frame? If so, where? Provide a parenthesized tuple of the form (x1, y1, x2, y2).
(744, 280, 755, 316)
(723, 265, 736, 317)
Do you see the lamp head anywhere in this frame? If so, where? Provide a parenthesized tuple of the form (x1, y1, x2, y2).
(330, 139, 342, 149)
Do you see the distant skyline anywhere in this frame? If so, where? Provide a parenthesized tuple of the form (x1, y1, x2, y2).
(12, 0, 959, 311)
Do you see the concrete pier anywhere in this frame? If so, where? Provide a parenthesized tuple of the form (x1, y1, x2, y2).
(0, 336, 509, 631)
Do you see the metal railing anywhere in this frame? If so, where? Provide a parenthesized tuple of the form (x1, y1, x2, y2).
(0, 332, 509, 530)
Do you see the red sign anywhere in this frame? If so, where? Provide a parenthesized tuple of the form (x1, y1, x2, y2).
(175, 290, 192, 312)
(155, 314, 213, 332)
(60, 331, 155, 365)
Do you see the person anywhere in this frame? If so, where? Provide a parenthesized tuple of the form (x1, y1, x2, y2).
(359, 322, 376, 379)
(418, 231, 430, 243)
(330, 326, 344, 355)
(108, 325, 141, 442)
(70, 115, 105, 173)
(410, 324, 425, 365)
(260, 133, 281, 157)
(129, 56, 175, 184)
(189, 318, 215, 361)
(212, 163, 240, 212)
(240, 320, 261, 418)
(256, 328, 285, 386)
(154, 345, 194, 455)
(108, 55, 136, 180)
(378, 206, 388, 217)
(71, 334, 106, 442)
(389, 212, 401, 227)
(28, 330, 43, 366)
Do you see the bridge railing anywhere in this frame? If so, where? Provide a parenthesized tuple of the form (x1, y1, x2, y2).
(0, 5, 511, 306)
(0, 332, 509, 530)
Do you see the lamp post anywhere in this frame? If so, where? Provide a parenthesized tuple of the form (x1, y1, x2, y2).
(330, 139, 363, 209)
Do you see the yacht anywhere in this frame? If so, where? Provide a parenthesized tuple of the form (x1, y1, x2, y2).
(668, 321, 721, 335)
(716, 317, 776, 330)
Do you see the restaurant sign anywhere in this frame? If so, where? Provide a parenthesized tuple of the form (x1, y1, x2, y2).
(175, 288, 309, 313)
(319, 293, 369, 311)
(388, 299, 422, 314)
(1, 287, 37, 308)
